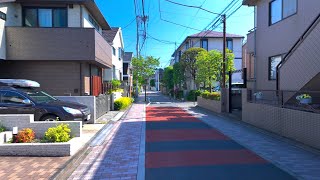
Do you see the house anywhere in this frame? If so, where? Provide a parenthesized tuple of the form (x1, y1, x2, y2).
(0, 0, 112, 96)
(171, 30, 244, 90)
(102, 27, 124, 82)
(123, 52, 133, 96)
(243, 0, 320, 91)
(154, 68, 163, 91)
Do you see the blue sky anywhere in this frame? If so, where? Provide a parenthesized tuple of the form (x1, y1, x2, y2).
(96, 0, 254, 68)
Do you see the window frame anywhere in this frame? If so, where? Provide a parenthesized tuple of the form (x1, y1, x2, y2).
(268, 54, 283, 81)
(88, 15, 100, 31)
(112, 47, 116, 56)
(269, 0, 298, 26)
(0, 90, 30, 105)
(200, 39, 208, 51)
(226, 38, 233, 51)
(22, 6, 68, 28)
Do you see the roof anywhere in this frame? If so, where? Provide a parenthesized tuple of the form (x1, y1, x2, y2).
(123, 52, 133, 62)
(102, 27, 120, 43)
(11, 0, 111, 30)
(189, 30, 244, 38)
(242, 0, 258, 6)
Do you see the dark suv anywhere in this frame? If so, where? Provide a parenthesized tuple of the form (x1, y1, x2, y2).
(0, 80, 91, 122)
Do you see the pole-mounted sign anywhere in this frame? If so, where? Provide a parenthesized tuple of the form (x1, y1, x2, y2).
(0, 11, 6, 21)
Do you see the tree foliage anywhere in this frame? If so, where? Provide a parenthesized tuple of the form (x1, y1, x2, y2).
(150, 79, 155, 87)
(163, 66, 174, 91)
(173, 62, 185, 87)
(180, 47, 206, 81)
(132, 56, 160, 85)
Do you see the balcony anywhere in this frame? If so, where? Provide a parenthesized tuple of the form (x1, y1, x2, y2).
(5, 27, 112, 68)
(246, 28, 255, 54)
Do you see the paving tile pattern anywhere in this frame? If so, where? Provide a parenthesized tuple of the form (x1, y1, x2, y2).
(0, 156, 69, 179)
(69, 104, 144, 180)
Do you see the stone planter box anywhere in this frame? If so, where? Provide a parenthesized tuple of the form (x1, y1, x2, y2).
(0, 137, 81, 157)
(197, 96, 222, 113)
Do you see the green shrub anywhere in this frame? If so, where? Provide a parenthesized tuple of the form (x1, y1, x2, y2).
(187, 90, 202, 101)
(0, 124, 6, 133)
(111, 80, 121, 90)
(201, 91, 221, 101)
(114, 97, 133, 110)
(45, 124, 71, 142)
(15, 128, 35, 143)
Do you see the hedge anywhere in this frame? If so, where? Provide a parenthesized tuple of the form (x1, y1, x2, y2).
(114, 97, 133, 110)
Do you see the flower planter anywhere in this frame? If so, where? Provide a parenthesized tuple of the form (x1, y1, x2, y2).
(299, 98, 312, 104)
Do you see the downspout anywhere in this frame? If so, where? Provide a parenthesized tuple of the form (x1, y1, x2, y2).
(89, 64, 92, 95)
(80, 63, 83, 96)
(253, 6, 257, 91)
(80, 4, 83, 27)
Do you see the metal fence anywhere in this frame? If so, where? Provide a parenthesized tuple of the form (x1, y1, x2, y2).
(247, 89, 320, 113)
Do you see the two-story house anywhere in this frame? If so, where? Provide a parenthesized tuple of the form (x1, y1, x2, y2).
(102, 27, 124, 82)
(171, 30, 244, 90)
(0, 0, 113, 96)
(243, 0, 320, 92)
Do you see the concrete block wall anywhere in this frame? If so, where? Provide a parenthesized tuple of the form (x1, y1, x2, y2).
(242, 89, 320, 150)
(0, 115, 82, 138)
(197, 96, 222, 113)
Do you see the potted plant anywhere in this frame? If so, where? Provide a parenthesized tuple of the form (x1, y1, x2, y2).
(296, 94, 312, 104)
(253, 92, 263, 100)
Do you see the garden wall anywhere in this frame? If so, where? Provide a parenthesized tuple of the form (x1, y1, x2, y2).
(0, 114, 81, 138)
(197, 96, 222, 113)
(242, 89, 320, 150)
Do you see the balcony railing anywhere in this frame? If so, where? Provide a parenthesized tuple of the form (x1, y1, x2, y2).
(6, 27, 112, 68)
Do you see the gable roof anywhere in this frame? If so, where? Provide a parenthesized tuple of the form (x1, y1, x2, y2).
(189, 30, 244, 38)
(123, 52, 133, 62)
(242, 0, 258, 6)
(102, 27, 119, 43)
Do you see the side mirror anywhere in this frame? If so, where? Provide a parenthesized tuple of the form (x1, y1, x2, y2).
(22, 99, 32, 105)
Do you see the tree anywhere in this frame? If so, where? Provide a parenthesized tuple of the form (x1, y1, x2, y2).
(162, 66, 174, 92)
(180, 47, 206, 89)
(132, 56, 160, 85)
(196, 49, 235, 92)
(173, 62, 185, 88)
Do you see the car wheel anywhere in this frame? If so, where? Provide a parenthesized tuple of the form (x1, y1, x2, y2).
(41, 115, 59, 121)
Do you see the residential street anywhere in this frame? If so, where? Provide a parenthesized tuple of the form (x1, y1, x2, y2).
(68, 91, 320, 180)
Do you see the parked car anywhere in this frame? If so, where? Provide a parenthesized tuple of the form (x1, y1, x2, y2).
(0, 79, 91, 122)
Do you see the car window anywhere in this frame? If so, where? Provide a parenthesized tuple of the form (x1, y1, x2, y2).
(2, 91, 27, 104)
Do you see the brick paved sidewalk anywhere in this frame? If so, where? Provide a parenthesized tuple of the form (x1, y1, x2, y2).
(68, 104, 145, 180)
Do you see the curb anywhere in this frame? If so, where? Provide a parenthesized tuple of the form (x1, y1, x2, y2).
(51, 108, 131, 180)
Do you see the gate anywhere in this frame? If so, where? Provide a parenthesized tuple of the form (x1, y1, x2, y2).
(92, 75, 102, 96)
(228, 68, 247, 114)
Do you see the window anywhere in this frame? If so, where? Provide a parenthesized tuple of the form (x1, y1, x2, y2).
(269, 55, 282, 80)
(269, 0, 297, 25)
(1, 91, 26, 104)
(89, 15, 100, 31)
(226, 38, 233, 51)
(185, 42, 189, 50)
(123, 63, 129, 75)
(178, 51, 182, 61)
(23, 7, 67, 27)
(112, 47, 116, 56)
(118, 48, 122, 60)
(200, 39, 208, 50)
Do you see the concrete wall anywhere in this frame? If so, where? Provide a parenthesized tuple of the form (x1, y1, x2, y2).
(250, 0, 320, 90)
(95, 94, 110, 119)
(197, 96, 222, 113)
(242, 89, 320, 150)
(0, 61, 82, 96)
(0, 114, 82, 138)
(56, 96, 96, 124)
(68, 4, 81, 27)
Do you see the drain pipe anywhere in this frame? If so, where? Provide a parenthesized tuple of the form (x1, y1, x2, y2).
(253, 6, 257, 92)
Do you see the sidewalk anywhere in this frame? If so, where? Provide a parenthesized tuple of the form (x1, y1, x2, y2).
(68, 103, 145, 179)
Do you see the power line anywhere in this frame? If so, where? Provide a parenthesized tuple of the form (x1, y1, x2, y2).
(164, 0, 221, 15)
(158, 0, 203, 31)
(122, 18, 136, 30)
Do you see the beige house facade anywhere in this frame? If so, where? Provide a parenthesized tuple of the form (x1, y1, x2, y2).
(0, 0, 112, 96)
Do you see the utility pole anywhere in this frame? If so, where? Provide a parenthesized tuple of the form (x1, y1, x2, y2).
(222, 14, 226, 88)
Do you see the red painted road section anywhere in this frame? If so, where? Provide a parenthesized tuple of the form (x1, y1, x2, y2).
(146, 149, 267, 168)
(146, 129, 229, 142)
